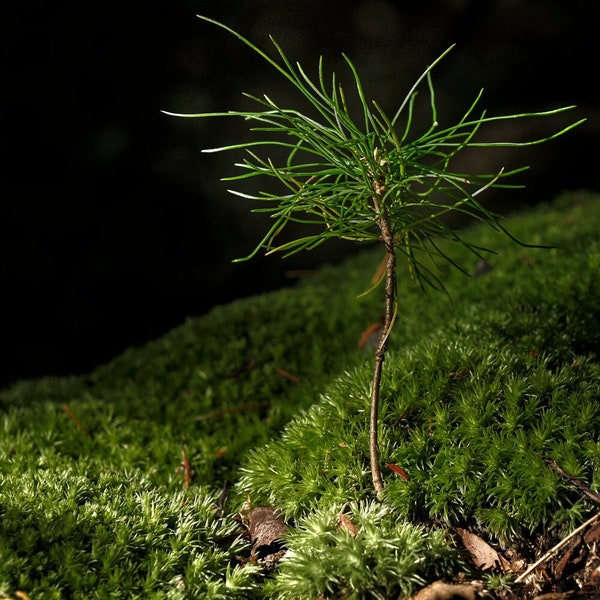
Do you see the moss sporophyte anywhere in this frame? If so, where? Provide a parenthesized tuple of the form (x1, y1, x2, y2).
(165, 15, 584, 499)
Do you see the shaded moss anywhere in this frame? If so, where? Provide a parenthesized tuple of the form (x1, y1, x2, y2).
(0, 191, 599, 598)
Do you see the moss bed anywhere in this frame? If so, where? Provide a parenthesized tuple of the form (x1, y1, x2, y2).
(1, 190, 600, 599)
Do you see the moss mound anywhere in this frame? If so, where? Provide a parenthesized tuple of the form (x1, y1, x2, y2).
(1, 191, 599, 598)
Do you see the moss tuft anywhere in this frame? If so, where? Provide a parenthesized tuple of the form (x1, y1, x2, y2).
(1, 191, 599, 597)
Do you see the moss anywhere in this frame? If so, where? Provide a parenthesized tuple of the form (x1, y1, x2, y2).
(1, 190, 599, 597)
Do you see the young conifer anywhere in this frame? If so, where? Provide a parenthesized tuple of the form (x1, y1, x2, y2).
(165, 15, 583, 497)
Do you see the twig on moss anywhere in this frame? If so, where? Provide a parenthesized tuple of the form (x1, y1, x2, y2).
(274, 367, 301, 384)
(543, 457, 600, 505)
(62, 403, 90, 437)
(225, 357, 257, 378)
(177, 447, 194, 490)
(514, 511, 600, 583)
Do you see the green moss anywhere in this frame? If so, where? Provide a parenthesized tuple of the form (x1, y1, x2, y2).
(267, 502, 460, 599)
(1, 191, 599, 598)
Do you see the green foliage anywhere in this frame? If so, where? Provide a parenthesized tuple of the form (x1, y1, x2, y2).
(0, 193, 599, 597)
(167, 15, 583, 289)
(238, 344, 600, 536)
(235, 193, 600, 595)
(0, 451, 256, 598)
(267, 502, 460, 600)
(169, 16, 583, 500)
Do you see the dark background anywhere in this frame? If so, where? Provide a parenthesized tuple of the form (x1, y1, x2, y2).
(1, 0, 597, 390)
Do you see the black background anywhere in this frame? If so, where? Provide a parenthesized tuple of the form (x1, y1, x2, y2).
(1, 0, 597, 390)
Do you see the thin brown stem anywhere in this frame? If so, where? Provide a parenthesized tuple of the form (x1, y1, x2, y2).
(62, 403, 90, 437)
(543, 457, 600, 505)
(370, 212, 396, 499)
(514, 511, 600, 583)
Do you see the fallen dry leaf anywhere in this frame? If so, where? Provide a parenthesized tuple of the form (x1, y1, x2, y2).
(584, 523, 600, 544)
(358, 322, 382, 349)
(456, 527, 510, 572)
(553, 535, 583, 579)
(248, 506, 287, 553)
(337, 513, 359, 536)
(247, 506, 287, 571)
(385, 462, 410, 480)
(409, 580, 477, 600)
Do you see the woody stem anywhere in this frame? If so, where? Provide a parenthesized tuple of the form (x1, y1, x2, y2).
(370, 211, 396, 499)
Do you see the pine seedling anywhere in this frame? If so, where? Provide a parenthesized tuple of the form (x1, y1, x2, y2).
(166, 16, 584, 498)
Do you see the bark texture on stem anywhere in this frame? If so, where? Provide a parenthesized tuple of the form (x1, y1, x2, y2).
(370, 212, 396, 499)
